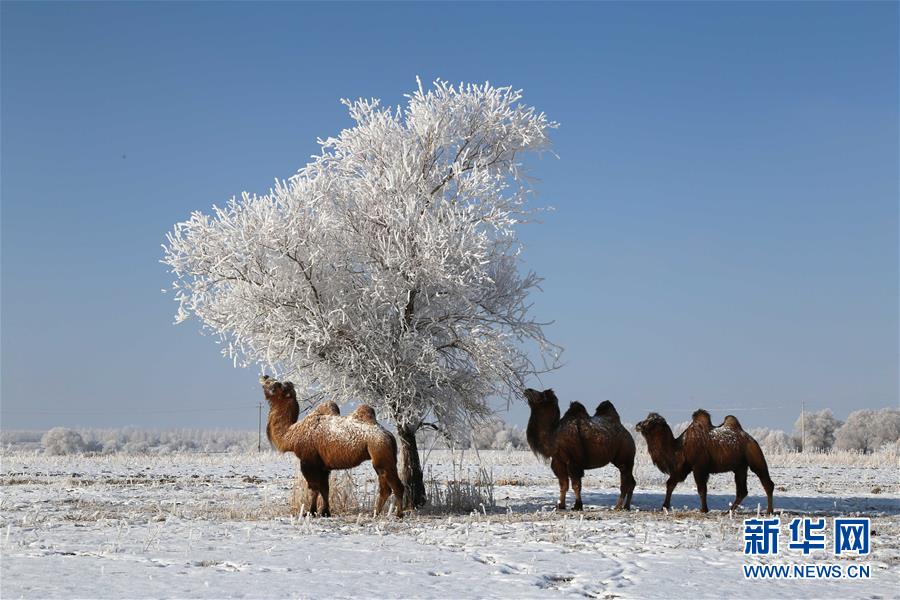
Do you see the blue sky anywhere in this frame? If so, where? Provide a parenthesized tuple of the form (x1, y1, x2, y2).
(2, 2, 897, 432)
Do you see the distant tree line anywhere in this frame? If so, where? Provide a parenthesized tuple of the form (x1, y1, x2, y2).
(793, 408, 900, 453)
(2, 428, 258, 455)
(3, 407, 897, 455)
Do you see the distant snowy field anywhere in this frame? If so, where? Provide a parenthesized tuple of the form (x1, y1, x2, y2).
(2, 449, 897, 598)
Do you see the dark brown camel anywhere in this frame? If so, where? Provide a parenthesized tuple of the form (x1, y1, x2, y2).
(635, 409, 775, 514)
(260, 375, 404, 517)
(525, 388, 636, 511)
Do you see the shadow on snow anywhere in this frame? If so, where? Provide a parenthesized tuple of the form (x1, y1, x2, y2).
(503, 491, 900, 516)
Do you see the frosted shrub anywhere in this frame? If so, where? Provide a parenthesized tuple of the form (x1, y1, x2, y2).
(101, 438, 122, 454)
(750, 428, 798, 453)
(834, 408, 900, 453)
(1, 431, 42, 451)
(793, 409, 842, 451)
(471, 421, 528, 450)
(417, 420, 528, 450)
(41, 428, 87, 455)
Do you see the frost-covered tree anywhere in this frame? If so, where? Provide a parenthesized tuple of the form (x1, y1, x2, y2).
(471, 421, 528, 450)
(41, 427, 87, 455)
(163, 80, 559, 505)
(834, 408, 900, 453)
(749, 428, 797, 453)
(793, 409, 842, 452)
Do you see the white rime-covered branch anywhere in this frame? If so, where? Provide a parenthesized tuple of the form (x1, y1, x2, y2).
(162, 79, 561, 435)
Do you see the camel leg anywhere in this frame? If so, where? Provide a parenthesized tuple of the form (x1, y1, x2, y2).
(567, 464, 585, 511)
(372, 456, 405, 518)
(693, 471, 710, 513)
(387, 470, 405, 518)
(750, 463, 775, 516)
(551, 457, 568, 510)
(375, 471, 391, 515)
(616, 461, 636, 510)
(571, 477, 583, 511)
(746, 442, 775, 515)
(729, 466, 749, 513)
(375, 467, 406, 518)
(299, 464, 320, 516)
(317, 470, 331, 517)
(663, 467, 691, 512)
(662, 475, 678, 511)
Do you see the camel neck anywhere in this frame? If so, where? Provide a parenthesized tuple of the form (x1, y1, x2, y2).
(267, 401, 300, 452)
(646, 427, 678, 475)
(526, 407, 560, 458)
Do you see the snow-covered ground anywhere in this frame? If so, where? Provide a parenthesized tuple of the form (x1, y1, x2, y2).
(2, 449, 897, 598)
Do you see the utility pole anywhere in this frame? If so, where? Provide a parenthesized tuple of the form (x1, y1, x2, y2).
(800, 400, 805, 453)
(257, 401, 262, 452)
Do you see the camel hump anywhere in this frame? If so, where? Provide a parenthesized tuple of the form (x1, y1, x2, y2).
(563, 401, 590, 420)
(594, 400, 621, 422)
(691, 409, 713, 428)
(311, 401, 341, 417)
(722, 415, 743, 430)
(350, 404, 378, 424)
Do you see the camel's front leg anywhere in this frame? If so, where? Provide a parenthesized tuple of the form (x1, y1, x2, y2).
(317, 470, 332, 517)
(616, 463, 636, 511)
(550, 457, 568, 510)
(568, 464, 585, 511)
(693, 471, 710, 513)
(662, 475, 679, 511)
(299, 463, 320, 516)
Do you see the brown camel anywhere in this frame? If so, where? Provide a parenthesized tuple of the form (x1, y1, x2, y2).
(635, 409, 775, 515)
(524, 388, 636, 511)
(260, 375, 404, 517)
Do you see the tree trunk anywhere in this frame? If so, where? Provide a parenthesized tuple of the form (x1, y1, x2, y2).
(397, 424, 427, 508)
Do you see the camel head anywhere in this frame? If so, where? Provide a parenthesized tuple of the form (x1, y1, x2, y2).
(524, 388, 561, 459)
(635, 412, 670, 436)
(524, 388, 559, 409)
(636, 412, 678, 474)
(259, 375, 296, 406)
(260, 375, 300, 450)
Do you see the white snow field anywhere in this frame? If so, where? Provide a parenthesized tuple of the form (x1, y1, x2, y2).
(2, 449, 897, 599)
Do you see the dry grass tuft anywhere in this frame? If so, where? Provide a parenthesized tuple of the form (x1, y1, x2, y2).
(421, 463, 495, 514)
(290, 461, 496, 516)
(495, 477, 527, 486)
(291, 469, 378, 516)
